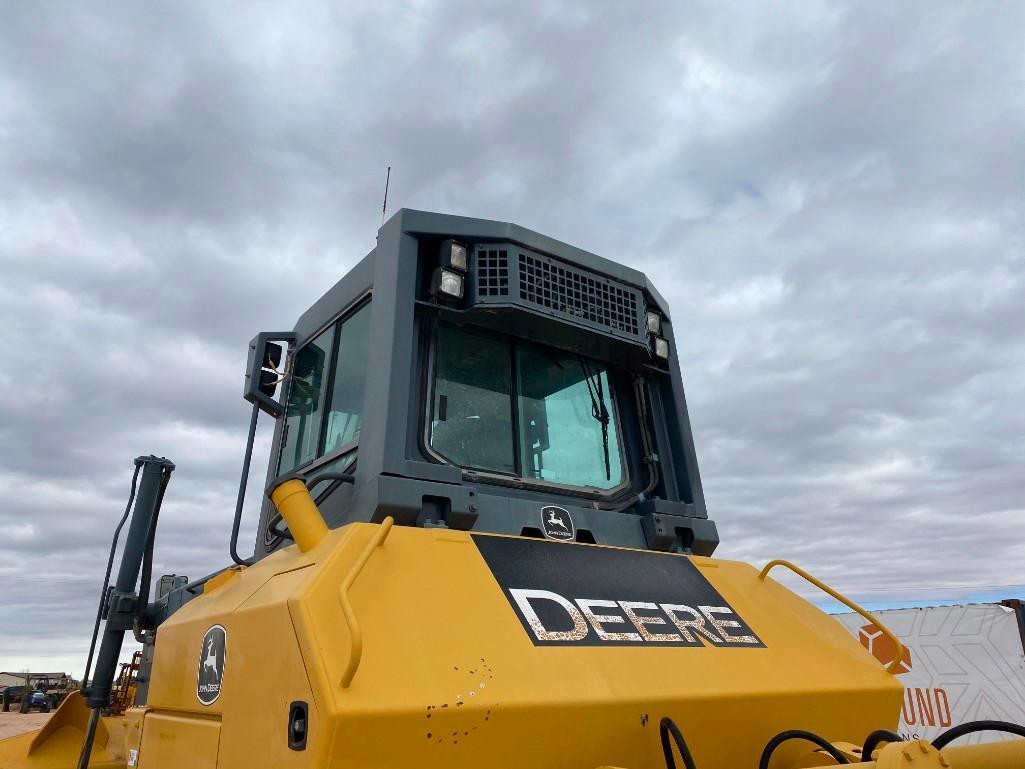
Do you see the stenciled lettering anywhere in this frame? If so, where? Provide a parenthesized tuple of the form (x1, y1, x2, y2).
(506, 587, 759, 647)
(699, 606, 759, 645)
(575, 599, 642, 642)
(509, 588, 589, 641)
(660, 603, 725, 645)
(619, 601, 682, 642)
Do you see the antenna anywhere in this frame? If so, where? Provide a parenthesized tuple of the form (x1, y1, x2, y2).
(380, 166, 391, 226)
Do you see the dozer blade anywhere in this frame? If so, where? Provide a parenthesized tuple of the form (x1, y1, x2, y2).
(0, 692, 126, 769)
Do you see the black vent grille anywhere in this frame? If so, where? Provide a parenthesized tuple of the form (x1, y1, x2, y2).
(476, 248, 509, 297)
(471, 244, 645, 342)
(519, 252, 640, 336)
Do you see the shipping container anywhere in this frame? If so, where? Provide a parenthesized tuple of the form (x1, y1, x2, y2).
(834, 601, 1025, 743)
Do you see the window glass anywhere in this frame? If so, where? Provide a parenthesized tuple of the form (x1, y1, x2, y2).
(516, 344, 623, 489)
(278, 326, 334, 473)
(430, 324, 515, 474)
(323, 303, 371, 454)
(309, 449, 358, 500)
(428, 322, 627, 490)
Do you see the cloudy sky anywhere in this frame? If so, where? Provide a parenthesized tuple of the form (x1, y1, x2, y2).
(1, 1, 1023, 674)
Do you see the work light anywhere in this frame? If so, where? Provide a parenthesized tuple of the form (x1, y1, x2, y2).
(431, 267, 465, 300)
(440, 239, 468, 271)
(646, 310, 662, 335)
(654, 337, 670, 360)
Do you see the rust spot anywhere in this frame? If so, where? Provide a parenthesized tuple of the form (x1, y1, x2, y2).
(427, 713, 432, 719)
(441, 704, 448, 709)
(427, 733, 432, 739)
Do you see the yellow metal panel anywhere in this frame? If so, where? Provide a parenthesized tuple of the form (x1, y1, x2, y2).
(0, 524, 922, 769)
(284, 525, 903, 769)
(136, 713, 219, 769)
(140, 566, 317, 768)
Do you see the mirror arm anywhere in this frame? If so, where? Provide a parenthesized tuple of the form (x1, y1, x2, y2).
(229, 401, 261, 566)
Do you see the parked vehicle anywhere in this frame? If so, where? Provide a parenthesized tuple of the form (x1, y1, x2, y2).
(18, 690, 51, 714)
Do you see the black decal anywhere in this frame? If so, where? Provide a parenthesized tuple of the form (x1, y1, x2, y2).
(196, 624, 227, 705)
(473, 535, 763, 648)
(541, 506, 574, 541)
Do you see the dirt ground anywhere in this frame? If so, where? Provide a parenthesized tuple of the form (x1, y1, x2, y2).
(0, 711, 51, 740)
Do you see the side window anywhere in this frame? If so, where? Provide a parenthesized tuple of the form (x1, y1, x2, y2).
(324, 303, 371, 454)
(278, 326, 334, 472)
(278, 301, 372, 474)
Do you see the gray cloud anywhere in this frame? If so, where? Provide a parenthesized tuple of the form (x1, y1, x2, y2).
(1, 1, 1022, 673)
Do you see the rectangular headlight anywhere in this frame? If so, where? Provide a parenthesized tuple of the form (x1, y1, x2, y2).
(654, 337, 670, 360)
(432, 267, 464, 300)
(440, 239, 468, 271)
(646, 310, 662, 335)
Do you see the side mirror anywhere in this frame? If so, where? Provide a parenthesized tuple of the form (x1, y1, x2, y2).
(244, 332, 296, 417)
(263, 341, 283, 370)
(258, 368, 278, 398)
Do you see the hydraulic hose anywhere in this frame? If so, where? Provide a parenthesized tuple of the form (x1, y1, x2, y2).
(931, 720, 1025, 749)
(861, 729, 903, 759)
(80, 461, 142, 692)
(659, 717, 698, 769)
(758, 730, 849, 769)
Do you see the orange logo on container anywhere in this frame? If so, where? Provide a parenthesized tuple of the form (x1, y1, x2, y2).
(859, 623, 912, 673)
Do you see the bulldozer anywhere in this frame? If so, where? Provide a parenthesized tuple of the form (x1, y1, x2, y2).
(1, 209, 1021, 768)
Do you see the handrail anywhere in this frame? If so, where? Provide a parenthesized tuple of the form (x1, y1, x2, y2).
(339, 517, 394, 688)
(758, 559, 907, 675)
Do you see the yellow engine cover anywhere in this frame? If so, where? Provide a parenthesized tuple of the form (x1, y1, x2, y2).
(134, 524, 901, 769)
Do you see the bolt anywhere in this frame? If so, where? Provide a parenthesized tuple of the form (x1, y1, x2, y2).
(469, 504, 477, 512)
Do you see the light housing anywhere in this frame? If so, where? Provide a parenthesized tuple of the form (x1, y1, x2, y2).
(654, 336, 670, 360)
(431, 267, 464, 301)
(646, 310, 662, 335)
(440, 239, 468, 272)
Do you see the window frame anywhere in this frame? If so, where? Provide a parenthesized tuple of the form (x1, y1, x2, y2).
(422, 320, 633, 498)
(275, 293, 372, 477)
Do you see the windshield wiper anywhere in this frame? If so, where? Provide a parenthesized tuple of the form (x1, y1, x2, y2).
(578, 357, 611, 481)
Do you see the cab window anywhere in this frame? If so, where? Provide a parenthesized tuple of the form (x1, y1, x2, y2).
(429, 323, 625, 491)
(278, 301, 371, 474)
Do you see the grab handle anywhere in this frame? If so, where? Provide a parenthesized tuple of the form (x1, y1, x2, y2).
(339, 517, 394, 688)
(758, 559, 907, 675)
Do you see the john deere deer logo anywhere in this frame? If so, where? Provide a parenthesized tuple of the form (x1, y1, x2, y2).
(541, 506, 574, 541)
(859, 623, 912, 673)
(196, 624, 227, 705)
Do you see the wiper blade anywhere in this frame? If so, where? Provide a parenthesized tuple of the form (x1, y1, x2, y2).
(579, 357, 611, 481)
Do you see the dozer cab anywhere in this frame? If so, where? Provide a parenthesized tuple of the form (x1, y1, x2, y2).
(2, 209, 1021, 769)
